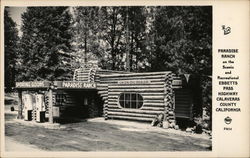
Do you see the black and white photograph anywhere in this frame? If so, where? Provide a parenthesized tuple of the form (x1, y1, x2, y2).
(3, 5, 212, 152)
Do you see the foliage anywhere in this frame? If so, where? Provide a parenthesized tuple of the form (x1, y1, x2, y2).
(122, 7, 148, 72)
(150, 7, 212, 122)
(72, 6, 148, 71)
(194, 116, 211, 131)
(4, 7, 19, 92)
(72, 6, 212, 75)
(72, 7, 104, 68)
(201, 76, 212, 129)
(151, 6, 212, 76)
(18, 7, 73, 81)
(100, 7, 126, 70)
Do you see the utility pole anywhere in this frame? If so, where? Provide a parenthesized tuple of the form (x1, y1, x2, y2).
(125, 7, 130, 72)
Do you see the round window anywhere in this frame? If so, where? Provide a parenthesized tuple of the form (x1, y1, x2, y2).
(119, 93, 143, 109)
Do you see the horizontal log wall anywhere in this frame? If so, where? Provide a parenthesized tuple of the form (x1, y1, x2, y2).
(73, 68, 131, 83)
(97, 71, 174, 122)
(53, 91, 81, 111)
(95, 69, 132, 119)
(73, 68, 91, 82)
(73, 67, 179, 122)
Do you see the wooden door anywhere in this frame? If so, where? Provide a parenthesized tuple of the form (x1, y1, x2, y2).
(174, 89, 193, 119)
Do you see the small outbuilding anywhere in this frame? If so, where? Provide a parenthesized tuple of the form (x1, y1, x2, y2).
(15, 63, 201, 126)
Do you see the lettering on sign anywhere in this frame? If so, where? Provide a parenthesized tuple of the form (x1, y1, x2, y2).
(16, 81, 50, 88)
(61, 81, 96, 89)
(16, 82, 30, 88)
(172, 79, 182, 88)
(172, 80, 182, 86)
(117, 80, 151, 85)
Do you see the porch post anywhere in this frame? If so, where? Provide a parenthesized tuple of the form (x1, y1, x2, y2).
(48, 88, 53, 123)
(17, 90, 23, 119)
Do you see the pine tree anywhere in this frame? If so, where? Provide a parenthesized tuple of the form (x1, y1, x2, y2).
(72, 6, 149, 71)
(150, 6, 212, 118)
(122, 6, 148, 72)
(4, 7, 19, 92)
(101, 7, 126, 70)
(19, 7, 73, 81)
(72, 7, 104, 67)
(151, 6, 212, 76)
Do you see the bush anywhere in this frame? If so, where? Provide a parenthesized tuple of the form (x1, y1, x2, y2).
(194, 117, 210, 133)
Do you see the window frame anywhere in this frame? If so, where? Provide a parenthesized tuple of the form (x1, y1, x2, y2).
(55, 94, 66, 106)
(118, 92, 144, 109)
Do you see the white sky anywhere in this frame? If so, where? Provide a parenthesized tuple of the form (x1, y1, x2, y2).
(7, 7, 74, 37)
(8, 7, 27, 36)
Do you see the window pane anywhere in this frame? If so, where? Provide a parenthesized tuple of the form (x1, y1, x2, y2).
(125, 100, 130, 108)
(137, 93, 143, 102)
(138, 101, 143, 108)
(125, 93, 130, 101)
(131, 101, 136, 108)
(131, 94, 136, 101)
(120, 93, 125, 101)
(119, 93, 143, 109)
(119, 100, 124, 107)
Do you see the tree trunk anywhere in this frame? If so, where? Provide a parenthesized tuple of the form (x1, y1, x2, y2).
(84, 32, 87, 63)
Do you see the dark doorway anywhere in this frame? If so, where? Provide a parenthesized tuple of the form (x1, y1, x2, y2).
(55, 90, 103, 123)
(174, 89, 193, 119)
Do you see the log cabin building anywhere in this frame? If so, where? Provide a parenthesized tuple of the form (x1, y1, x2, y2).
(15, 63, 202, 127)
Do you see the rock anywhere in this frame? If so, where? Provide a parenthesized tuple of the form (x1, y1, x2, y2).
(157, 122, 163, 127)
(162, 121, 170, 129)
(193, 126, 196, 130)
(207, 131, 212, 136)
(169, 123, 173, 128)
(151, 119, 157, 126)
(203, 123, 209, 129)
(202, 129, 207, 134)
(186, 128, 192, 133)
(170, 122, 175, 128)
(174, 125, 179, 130)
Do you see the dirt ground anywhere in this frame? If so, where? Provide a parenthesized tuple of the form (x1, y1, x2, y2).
(4, 93, 212, 151)
(5, 136, 42, 151)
